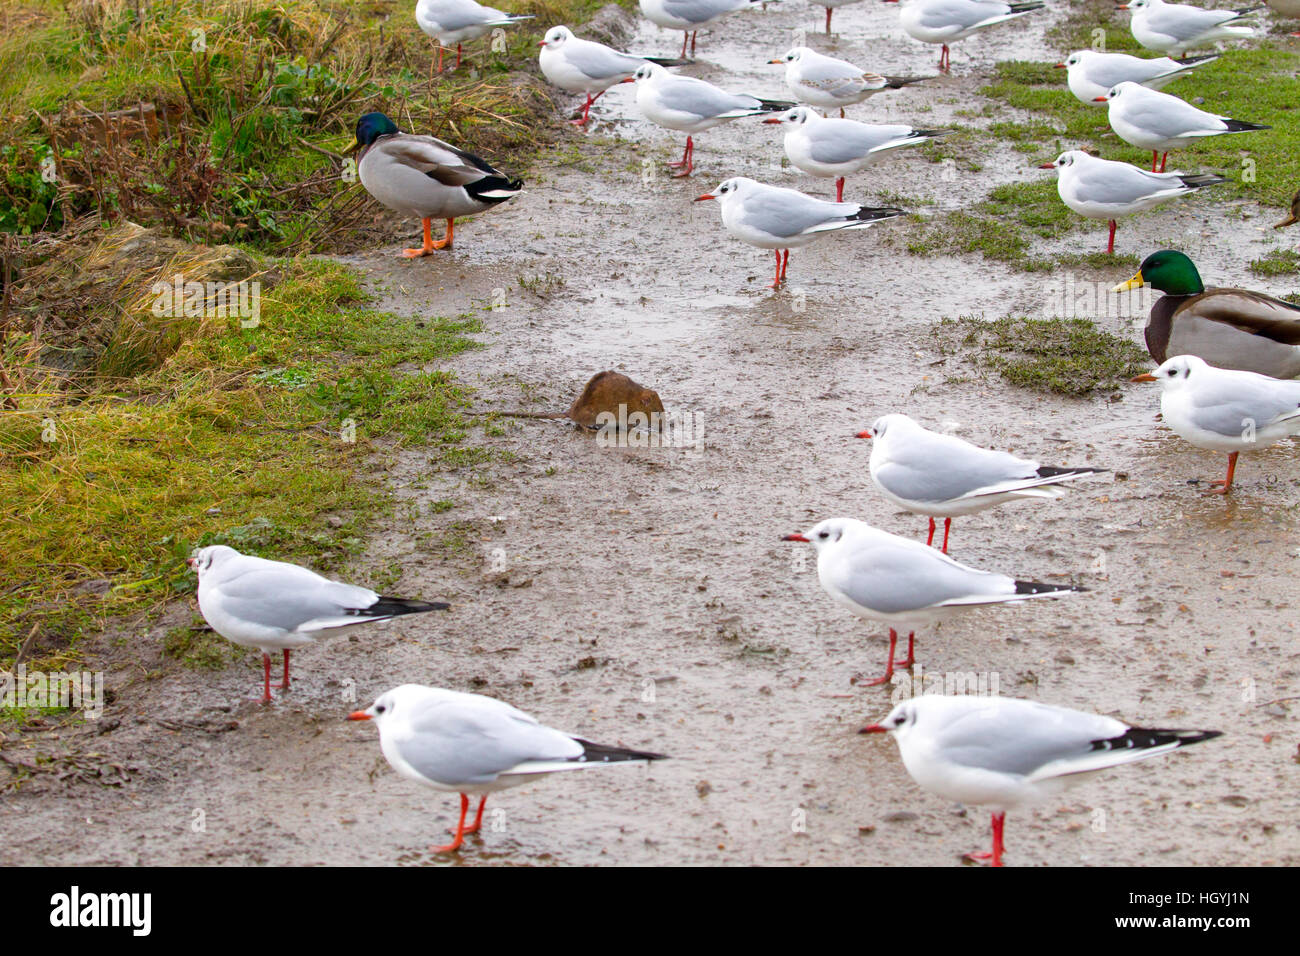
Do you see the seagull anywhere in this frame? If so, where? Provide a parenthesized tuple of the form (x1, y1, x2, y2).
(1095, 81, 1270, 172)
(770, 48, 929, 118)
(632, 63, 793, 177)
(861, 695, 1221, 866)
(1121, 0, 1258, 57)
(763, 108, 949, 201)
(1039, 149, 1228, 253)
(1129, 353, 1300, 493)
(414, 0, 534, 73)
(188, 546, 449, 703)
(694, 177, 905, 287)
(538, 26, 686, 127)
(1057, 49, 1218, 106)
(857, 414, 1105, 552)
(348, 684, 666, 853)
(639, 0, 773, 58)
(781, 518, 1085, 686)
(883, 0, 1046, 72)
(352, 112, 522, 257)
(821, 0, 868, 33)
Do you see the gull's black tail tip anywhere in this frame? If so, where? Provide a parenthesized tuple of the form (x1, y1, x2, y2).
(1092, 727, 1223, 753)
(573, 739, 669, 763)
(367, 596, 451, 617)
(757, 98, 797, 112)
(850, 205, 907, 222)
(1036, 465, 1107, 479)
(1008, 1, 1046, 10)
(1014, 579, 1087, 596)
(1223, 119, 1271, 132)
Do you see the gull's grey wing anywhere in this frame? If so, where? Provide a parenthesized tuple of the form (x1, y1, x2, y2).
(658, 76, 758, 118)
(806, 123, 909, 164)
(915, 0, 1015, 30)
(1183, 374, 1300, 436)
(1121, 91, 1224, 137)
(740, 188, 850, 237)
(1146, 3, 1242, 41)
(392, 695, 582, 785)
(659, 0, 744, 22)
(214, 562, 379, 632)
(932, 698, 1127, 776)
(823, 537, 1010, 614)
(875, 430, 1039, 503)
(1072, 161, 1184, 204)
(566, 42, 646, 81)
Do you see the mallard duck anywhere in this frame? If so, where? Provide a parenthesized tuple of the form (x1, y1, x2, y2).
(351, 112, 522, 258)
(1113, 250, 1300, 379)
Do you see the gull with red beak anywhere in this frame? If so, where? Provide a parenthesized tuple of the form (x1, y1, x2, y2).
(415, 0, 534, 73)
(348, 684, 666, 853)
(1122, 0, 1256, 58)
(1038, 149, 1227, 254)
(884, 0, 1046, 72)
(1056, 49, 1218, 106)
(1129, 353, 1300, 494)
(781, 518, 1085, 686)
(695, 177, 905, 288)
(861, 695, 1220, 866)
(857, 414, 1104, 553)
(631, 63, 793, 177)
(538, 26, 687, 127)
(188, 546, 448, 702)
(769, 48, 930, 118)
(1094, 81, 1269, 172)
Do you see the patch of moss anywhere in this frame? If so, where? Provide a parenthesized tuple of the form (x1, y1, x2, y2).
(933, 314, 1151, 395)
(1248, 249, 1300, 276)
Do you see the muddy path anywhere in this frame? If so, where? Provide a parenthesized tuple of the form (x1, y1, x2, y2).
(3, 3, 1299, 866)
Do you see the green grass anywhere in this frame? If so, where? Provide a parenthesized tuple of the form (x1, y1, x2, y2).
(982, 45, 1300, 209)
(1248, 248, 1300, 276)
(0, 257, 482, 669)
(933, 315, 1151, 395)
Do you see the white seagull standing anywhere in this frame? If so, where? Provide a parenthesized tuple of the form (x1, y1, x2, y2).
(414, 0, 534, 73)
(1121, 0, 1258, 57)
(782, 518, 1085, 686)
(632, 63, 793, 177)
(1039, 149, 1228, 253)
(538, 25, 685, 127)
(764, 108, 949, 201)
(861, 695, 1221, 866)
(857, 413, 1105, 552)
(695, 177, 905, 287)
(770, 48, 929, 118)
(189, 546, 449, 702)
(639, 0, 773, 58)
(348, 684, 666, 853)
(1096, 81, 1269, 171)
(820, 0, 869, 33)
(1057, 48, 1218, 106)
(884, 0, 1046, 72)
(1129, 353, 1300, 493)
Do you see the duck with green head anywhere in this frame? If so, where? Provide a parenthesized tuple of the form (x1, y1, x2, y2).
(1114, 250, 1300, 379)
(350, 112, 523, 258)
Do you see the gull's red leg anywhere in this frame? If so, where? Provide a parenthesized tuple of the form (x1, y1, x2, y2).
(1209, 450, 1238, 494)
(461, 796, 488, 834)
(261, 653, 272, 703)
(864, 629, 899, 686)
(436, 45, 444, 74)
(940, 517, 951, 554)
(770, 249, 782, 289)
(926, 516, 936, 547)
(1159, 152, 1167, 173)
(670, 136, 694, 175)
(826, 6, 833, 32)
(1151, 150, 1159, 172)
(690, 31, 697, 56)
(895, 632, 916, 669)
(1106, 219, 1116, 254)
(455, 43, 462, 70)
(433, 794, 470, 852)
(780, 249, 789, 284)
(965, 812, 1006, 866)
(271, 649, 290, 690)
(680, 31, 688, 58)
(835, 177, 845, 203)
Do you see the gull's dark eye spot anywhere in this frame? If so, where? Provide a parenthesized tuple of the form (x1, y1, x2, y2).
(818, 531, 829, 539)
(375, 704, 387, 714)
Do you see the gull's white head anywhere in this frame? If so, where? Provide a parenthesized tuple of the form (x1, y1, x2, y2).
(187, 544, 240, 575)
(1095, 80, 1138, 104)
(781, 517, 860, 551)
(348, 684, 430, 728)
(632, 62, 667, 83)
(694, 177, 755, 205)
(1134, 354, 1206, 390)
(1040, 149, 1088, 171)
(856, 413, 917, 442)
(539, 25, 573, 47)
(1059, 51, 1089, 70)
(860, 699, 921, 737)
(1125, 0, 1152, 11)
(764, 106, 815, 128)
(771, 47, 810, 66)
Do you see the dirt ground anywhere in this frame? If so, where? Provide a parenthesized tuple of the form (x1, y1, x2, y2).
(3, 3, 1299, 866)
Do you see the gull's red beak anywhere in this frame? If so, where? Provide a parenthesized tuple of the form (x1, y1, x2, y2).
(186, 557, 197, 569)
(855, 430, 872, 439)
(1093, 95, 1108, 102)
(762, 117, 783, 124)
(1038, 162, 1056, 169)
(347, 711, 371, 721)
(859, 724, 887, 734)
(781, 533, 810, 542)
(621, 76, 635, 83)
(695, 193, 715, 202)
(1053, 63, 1066, 69)
(1131, 373, 1158, 383)
(768, 58, 784, 64)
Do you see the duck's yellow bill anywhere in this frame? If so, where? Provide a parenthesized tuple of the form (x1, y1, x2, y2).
(1112, 270, 1144, 293)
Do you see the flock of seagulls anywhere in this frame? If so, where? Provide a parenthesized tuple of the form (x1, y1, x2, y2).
(179, 0, 1300, 863)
